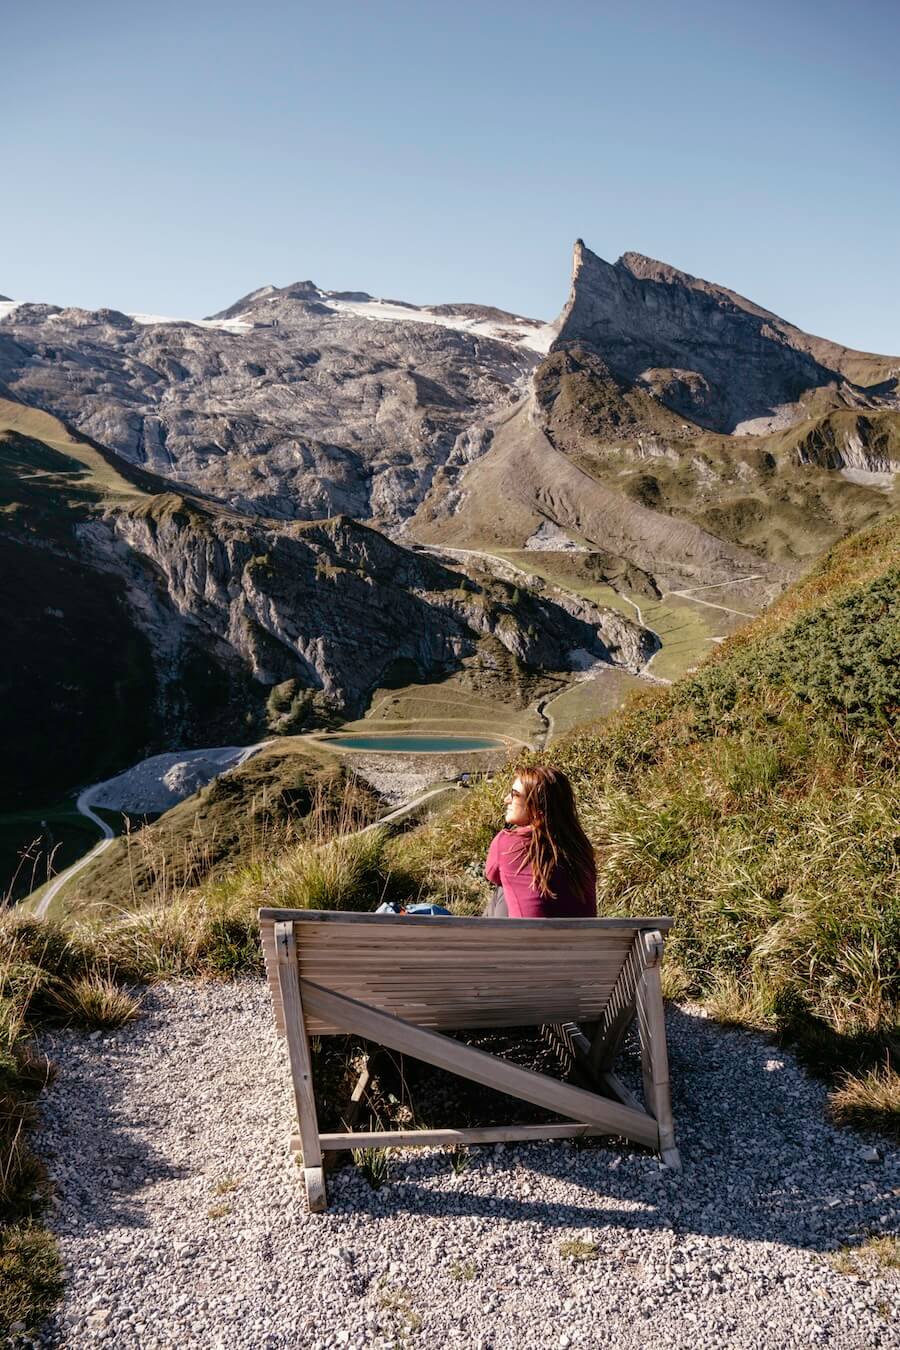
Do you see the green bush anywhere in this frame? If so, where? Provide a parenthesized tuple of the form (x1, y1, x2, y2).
(679, 567, 900, 735)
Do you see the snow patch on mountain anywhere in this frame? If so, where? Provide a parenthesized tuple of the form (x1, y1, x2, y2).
(129, 312, 254, 333)
(320, 296, 557, 354)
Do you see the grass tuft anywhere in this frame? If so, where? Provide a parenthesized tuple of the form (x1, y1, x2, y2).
(0, 1224, 64, 1334)
(48, 973, 141, 1029)
(830, 1235, 900, 1276)
(352, 1146, 391, 1190)
(377, 1284, 422, 1335)
(559, 1238, 600, 1263)
(829, 1067, 900, 1140)
(448, 1145, 470, 1176)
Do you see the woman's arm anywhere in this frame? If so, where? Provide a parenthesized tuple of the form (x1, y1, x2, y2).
(484, 831, 503, 885)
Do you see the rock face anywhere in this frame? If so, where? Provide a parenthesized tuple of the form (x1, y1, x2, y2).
(790, 410, 900, 476)
(553, 242, 899, 435)
(84, 497, 654, 722)
(0, 403, 652, 813)
(0, 285, 550, 528)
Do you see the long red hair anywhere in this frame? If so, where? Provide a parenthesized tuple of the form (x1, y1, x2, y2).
(513, 764, 594, 898)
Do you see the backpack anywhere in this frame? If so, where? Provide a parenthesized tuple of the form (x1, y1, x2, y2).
(374, 901, 452, 916)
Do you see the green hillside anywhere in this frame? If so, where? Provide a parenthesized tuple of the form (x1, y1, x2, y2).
(29, 510, 897, 1070)
(2, 514, 897, 1337)
(43, 740, 377, 920)
(390, 514, 900, 1071)
(534, 349, 900, 567)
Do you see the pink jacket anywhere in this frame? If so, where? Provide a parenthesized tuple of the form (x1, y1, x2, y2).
(484, 827, 596, 918)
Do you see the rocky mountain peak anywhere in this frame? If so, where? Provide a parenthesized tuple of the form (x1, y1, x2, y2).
(617, 251, 702, 289)
(552, 239, 894, 433)
(207, 279, 326, 321)
(280, 280, 322, 299)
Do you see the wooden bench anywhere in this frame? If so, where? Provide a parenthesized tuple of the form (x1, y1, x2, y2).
(259, 908, 680, 1211)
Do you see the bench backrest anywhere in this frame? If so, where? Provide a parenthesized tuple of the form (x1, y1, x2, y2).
(259, 909, 673, 1035)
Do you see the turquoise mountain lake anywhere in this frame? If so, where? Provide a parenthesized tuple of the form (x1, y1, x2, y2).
(328, 735, 504, 752)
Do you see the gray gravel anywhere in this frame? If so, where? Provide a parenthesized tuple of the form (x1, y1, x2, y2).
(87, 744, 268, 816)
(33, 982, 899, 1348)
(349, 763, 434, 807)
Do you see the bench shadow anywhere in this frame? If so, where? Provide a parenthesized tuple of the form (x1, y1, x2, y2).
(325, 1007, 895, 1255)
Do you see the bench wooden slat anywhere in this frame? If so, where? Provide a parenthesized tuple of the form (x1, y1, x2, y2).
(303, 1122, 622, 1150)
(261, 911, 648, 1033)
(260, 909, 673, 930)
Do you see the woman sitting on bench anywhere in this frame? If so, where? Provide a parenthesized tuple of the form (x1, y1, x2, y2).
(485, 765, 596, 917)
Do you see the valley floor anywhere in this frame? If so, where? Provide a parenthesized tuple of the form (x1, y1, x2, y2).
(34, 983, 899, 1349)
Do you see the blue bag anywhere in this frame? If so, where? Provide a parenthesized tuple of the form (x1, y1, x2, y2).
(374, 901, 452, 916)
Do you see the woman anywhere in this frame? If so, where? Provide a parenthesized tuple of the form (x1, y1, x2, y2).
(484, 765, 596, 917)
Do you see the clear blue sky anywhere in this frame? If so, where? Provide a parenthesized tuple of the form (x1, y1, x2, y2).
(4, 0, 899, 353)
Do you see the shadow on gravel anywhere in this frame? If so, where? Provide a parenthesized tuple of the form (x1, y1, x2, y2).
(330, 1007, 897, 1255)
(36, 1027, 192, 1235)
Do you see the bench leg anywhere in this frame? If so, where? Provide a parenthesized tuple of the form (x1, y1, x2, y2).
(275, 921, 327, 1212)
(636, 953, 680, 1170)
(303, 1166, 326, 1210)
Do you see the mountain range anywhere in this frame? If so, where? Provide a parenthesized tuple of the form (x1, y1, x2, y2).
(2, 239, 898, 819)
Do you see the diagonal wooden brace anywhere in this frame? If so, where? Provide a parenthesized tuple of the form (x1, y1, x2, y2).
(300, 979, 660, 1150)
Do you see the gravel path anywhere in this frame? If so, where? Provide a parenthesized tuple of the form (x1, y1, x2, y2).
(34, 982, 899, 1349)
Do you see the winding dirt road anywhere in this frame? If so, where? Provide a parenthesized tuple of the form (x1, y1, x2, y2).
(34, 742, 271, 918)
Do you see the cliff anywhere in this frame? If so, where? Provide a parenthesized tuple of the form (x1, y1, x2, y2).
(553, 242, 899, 436)
(0, 401, 653, 814)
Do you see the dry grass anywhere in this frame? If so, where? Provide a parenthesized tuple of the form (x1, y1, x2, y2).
(0, 945, 63, 1335)
(0, 1225, 64, 1334)
(829, 1235, 900, 1276)
(0, 778, 414, 1336)
(700, 974, 779, 1032)
(559, 1238, 600, 1263)
(51, 749, 375, 921)
(659, 961, 693, 1002)
(830, 1067, 900, 1140)
(47, 973, 141, 1029)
